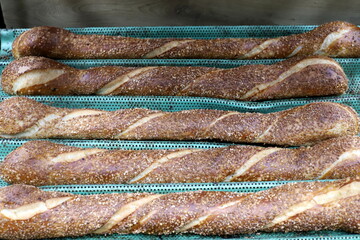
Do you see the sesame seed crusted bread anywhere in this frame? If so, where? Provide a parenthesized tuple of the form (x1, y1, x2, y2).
(12, 21, 360, 59)
(1, 136, 359, 186)
(0, 178, 358, 239)
(0, 97, 358, 146)
(1, 56, 348, 101)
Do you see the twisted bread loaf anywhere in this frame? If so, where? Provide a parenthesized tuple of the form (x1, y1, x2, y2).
(1, 56, 348, 101)
(12, 21, 360, 59)
(0, 179, 359, 239)
(1, 137, 359, 185)
(0, 97, 358, 146)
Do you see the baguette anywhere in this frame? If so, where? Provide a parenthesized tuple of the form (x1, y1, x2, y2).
(1, 136, 359, 186)
(1, 56, 348, 101)
(0, 179, 359, 239)
(12, 21, 360, 59)
(0, 97, 358, 146)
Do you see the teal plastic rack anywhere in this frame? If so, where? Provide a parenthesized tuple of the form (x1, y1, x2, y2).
(0, 25, 359, 240)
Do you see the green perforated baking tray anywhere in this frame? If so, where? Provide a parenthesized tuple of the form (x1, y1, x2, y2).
(0, 26, 359, 240)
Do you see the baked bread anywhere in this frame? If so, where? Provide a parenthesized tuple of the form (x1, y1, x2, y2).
(12, 21, 360, 59)
(0, 179, 358, 239)
(1, 56, 348, 101)
(1, 136, 359, 185)
(0, 97, 358, 146)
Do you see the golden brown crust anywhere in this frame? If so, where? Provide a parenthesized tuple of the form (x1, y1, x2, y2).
(1, 136, 359, 185)
(0, 97, 358, 146)
(0, 179, 358, 239)
(1, 56, 348, 101)
(12, 22, 360, 59)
